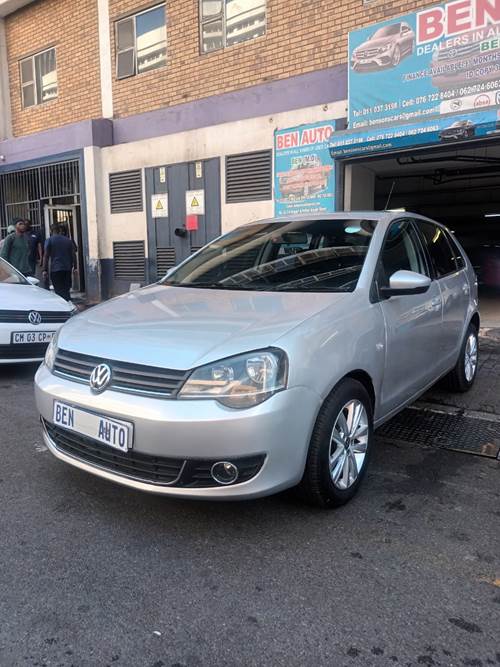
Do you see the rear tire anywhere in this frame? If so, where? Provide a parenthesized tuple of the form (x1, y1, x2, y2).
(444, 322, 479, 392)
(297, 379, 374, 508)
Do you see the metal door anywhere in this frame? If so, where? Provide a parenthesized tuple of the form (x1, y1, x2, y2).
(43, 205, 85, 293)
(146, 159, 221, 281)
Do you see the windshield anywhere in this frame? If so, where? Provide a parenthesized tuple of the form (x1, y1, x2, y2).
(372, 24, 400, 38)
(163, 218, 378, 292)
(0, 257, 28, 285)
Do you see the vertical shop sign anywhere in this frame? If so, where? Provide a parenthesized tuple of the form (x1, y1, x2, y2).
(274, 121, 336, 216)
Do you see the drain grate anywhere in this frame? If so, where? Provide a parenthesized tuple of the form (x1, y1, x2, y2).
(377, 407, 500, 459)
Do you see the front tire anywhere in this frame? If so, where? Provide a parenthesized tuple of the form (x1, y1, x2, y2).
(444, 323, 479, 392)
(391, 45, 401, 67)
(297, 379, 374, 508)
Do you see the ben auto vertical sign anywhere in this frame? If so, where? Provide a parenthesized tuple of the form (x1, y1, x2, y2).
(349, 0, 500, 127)
(274, 121, 336, 216)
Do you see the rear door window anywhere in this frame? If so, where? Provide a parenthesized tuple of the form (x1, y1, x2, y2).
(416, 221, 458, 277)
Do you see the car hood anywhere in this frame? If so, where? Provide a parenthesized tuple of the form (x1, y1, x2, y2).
(0, 284, 72, 312)
(357, 37, 393, 50)
(58, 284, 347, 370)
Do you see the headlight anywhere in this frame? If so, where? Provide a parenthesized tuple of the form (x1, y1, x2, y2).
(44, 330, 60, 371)
(179, 349, 288, 409)
(380, 43, 392, 52)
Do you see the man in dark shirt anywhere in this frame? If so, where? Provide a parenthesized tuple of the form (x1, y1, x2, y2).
(43, 224, 76, 301)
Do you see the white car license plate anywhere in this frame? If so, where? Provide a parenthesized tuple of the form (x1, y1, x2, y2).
(12, 331, 55, 344)
(53, 401, 133, 452)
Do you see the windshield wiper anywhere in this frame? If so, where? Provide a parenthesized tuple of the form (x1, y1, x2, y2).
(164, 281, 256, 290)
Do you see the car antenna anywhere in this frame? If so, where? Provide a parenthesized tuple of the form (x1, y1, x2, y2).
(384, 180, 396, 210)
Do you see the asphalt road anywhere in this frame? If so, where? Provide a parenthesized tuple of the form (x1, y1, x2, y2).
(0, 363, 499, 667)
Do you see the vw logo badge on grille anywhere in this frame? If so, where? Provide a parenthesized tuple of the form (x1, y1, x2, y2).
(28, 311, 42, 325)
(89, 364, 112, 394)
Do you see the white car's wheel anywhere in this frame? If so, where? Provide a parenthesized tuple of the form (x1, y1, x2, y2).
(297, 378, 373, 508)
(445, 323, 479, 392)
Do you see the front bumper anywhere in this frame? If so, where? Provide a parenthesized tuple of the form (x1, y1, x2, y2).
(35, 363, 321, 500)
(0, 322, 63, 364)
(351, 53, 392, 70)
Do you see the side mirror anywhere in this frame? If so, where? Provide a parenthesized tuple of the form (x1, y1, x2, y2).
(380, 270, 431, 298)
(27, 276, 40, 286)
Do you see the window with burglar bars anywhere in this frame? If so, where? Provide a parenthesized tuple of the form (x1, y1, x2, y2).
(225, 150, 272, 203)
(116, 4, 167, 79)
(0, 160, 80, 239)
(19, 47, 58, 108)
(200, 0, 266, 54)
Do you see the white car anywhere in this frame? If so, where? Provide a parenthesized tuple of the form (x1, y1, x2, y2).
(0, 257, 75, 364)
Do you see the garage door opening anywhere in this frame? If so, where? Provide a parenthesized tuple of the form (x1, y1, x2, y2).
(343, 142, 500, 327)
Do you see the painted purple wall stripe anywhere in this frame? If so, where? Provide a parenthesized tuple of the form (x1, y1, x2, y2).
(0, 65, 347, 166)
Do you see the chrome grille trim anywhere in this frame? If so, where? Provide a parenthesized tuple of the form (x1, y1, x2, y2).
(0, 310, 72, 324)
(53, 349, 189, 398)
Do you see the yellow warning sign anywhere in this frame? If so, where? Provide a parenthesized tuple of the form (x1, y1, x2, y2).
(186, 190, 205, 215)
(151, 194, 168, 217)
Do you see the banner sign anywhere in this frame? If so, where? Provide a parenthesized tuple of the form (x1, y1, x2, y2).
(329, 109, 499, 158)
(274, 121, 336, 216)
(348, 0, 500, 128)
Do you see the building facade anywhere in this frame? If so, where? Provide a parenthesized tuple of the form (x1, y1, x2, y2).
(1, 0, 498, 303)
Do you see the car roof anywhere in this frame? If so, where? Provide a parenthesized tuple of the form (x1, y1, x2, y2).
(240, 211, 441, 226)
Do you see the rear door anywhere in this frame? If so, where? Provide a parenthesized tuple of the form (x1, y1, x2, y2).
(377, 219, 443, 414)
(415, 220, 469, 369)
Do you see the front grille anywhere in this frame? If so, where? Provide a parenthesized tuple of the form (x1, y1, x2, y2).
(53, 349, 189, 398)
(0, 343, 49, 359)
(45, 421, 184, 485)
(357, 49, 380, 58)
(436, 42, 481, 61)
(0, 310, 71, 324)
(44, 420, 266, 487)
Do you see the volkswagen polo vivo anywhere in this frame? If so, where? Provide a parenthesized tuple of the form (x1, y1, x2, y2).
(0, 257, 75, 364)
(35, 213, 479, 507)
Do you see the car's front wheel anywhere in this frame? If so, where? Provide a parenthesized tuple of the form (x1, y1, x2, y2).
(445, 322, 479, 392)
(391, 45, 401, 66)
(297, 378, 373, 508)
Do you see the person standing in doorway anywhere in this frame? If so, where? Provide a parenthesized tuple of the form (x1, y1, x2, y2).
(0, 219, 31, 275)
(24, 219, 43, 277)
(42, 224, 76, 301)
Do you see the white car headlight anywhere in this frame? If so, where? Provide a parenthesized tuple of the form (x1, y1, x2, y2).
(44, 330, 60, 371)
(179, 349, 288, 409)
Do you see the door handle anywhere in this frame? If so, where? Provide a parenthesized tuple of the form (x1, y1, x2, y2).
(462, 284, 470, 295)
(431, 297, 441, 310)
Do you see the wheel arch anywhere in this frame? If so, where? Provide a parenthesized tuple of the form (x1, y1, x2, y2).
(470, 311, 480, 332)
(343, 370, 376, 412)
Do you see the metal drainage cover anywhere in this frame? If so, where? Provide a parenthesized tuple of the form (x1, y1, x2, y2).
(377, 407, 500, 459)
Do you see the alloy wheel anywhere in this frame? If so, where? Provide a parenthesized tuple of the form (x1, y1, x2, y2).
(464, 333, 478, 382)
(329, 400, 369, 490)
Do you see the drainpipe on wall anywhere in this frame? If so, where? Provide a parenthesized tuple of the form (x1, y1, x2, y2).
(0, 18, 12, 140)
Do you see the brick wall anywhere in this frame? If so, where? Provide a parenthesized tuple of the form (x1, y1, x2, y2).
(109, 0, 440, 119)
(5, 0, 102, 137)
(4, 0, 442, 136)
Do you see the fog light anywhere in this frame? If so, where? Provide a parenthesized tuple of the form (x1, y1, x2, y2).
(211, 461, 239, 485)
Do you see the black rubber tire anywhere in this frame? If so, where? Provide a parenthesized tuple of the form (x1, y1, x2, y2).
(444, 322, 479, 393)
(296, 378, 374, 509)
(391, 46, 401, 67)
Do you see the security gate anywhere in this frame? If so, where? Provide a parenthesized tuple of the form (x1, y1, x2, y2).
(146, 159, 221, 280)
(0, 159, 80, 237)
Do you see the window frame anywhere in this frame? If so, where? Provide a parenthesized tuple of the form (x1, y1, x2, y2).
(199, 0, 267, 55)
(115, 3, 167, 80)
(19, 46, 58, 109)
(413, 220, 460, 279)
(371, 218, 431, 302)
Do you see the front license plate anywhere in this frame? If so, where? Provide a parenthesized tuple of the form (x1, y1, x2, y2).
(53, 401, 134, 452)
(12, 331, 55, 344)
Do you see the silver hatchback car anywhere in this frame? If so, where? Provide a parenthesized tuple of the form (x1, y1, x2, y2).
(35, 213, 479, 507)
